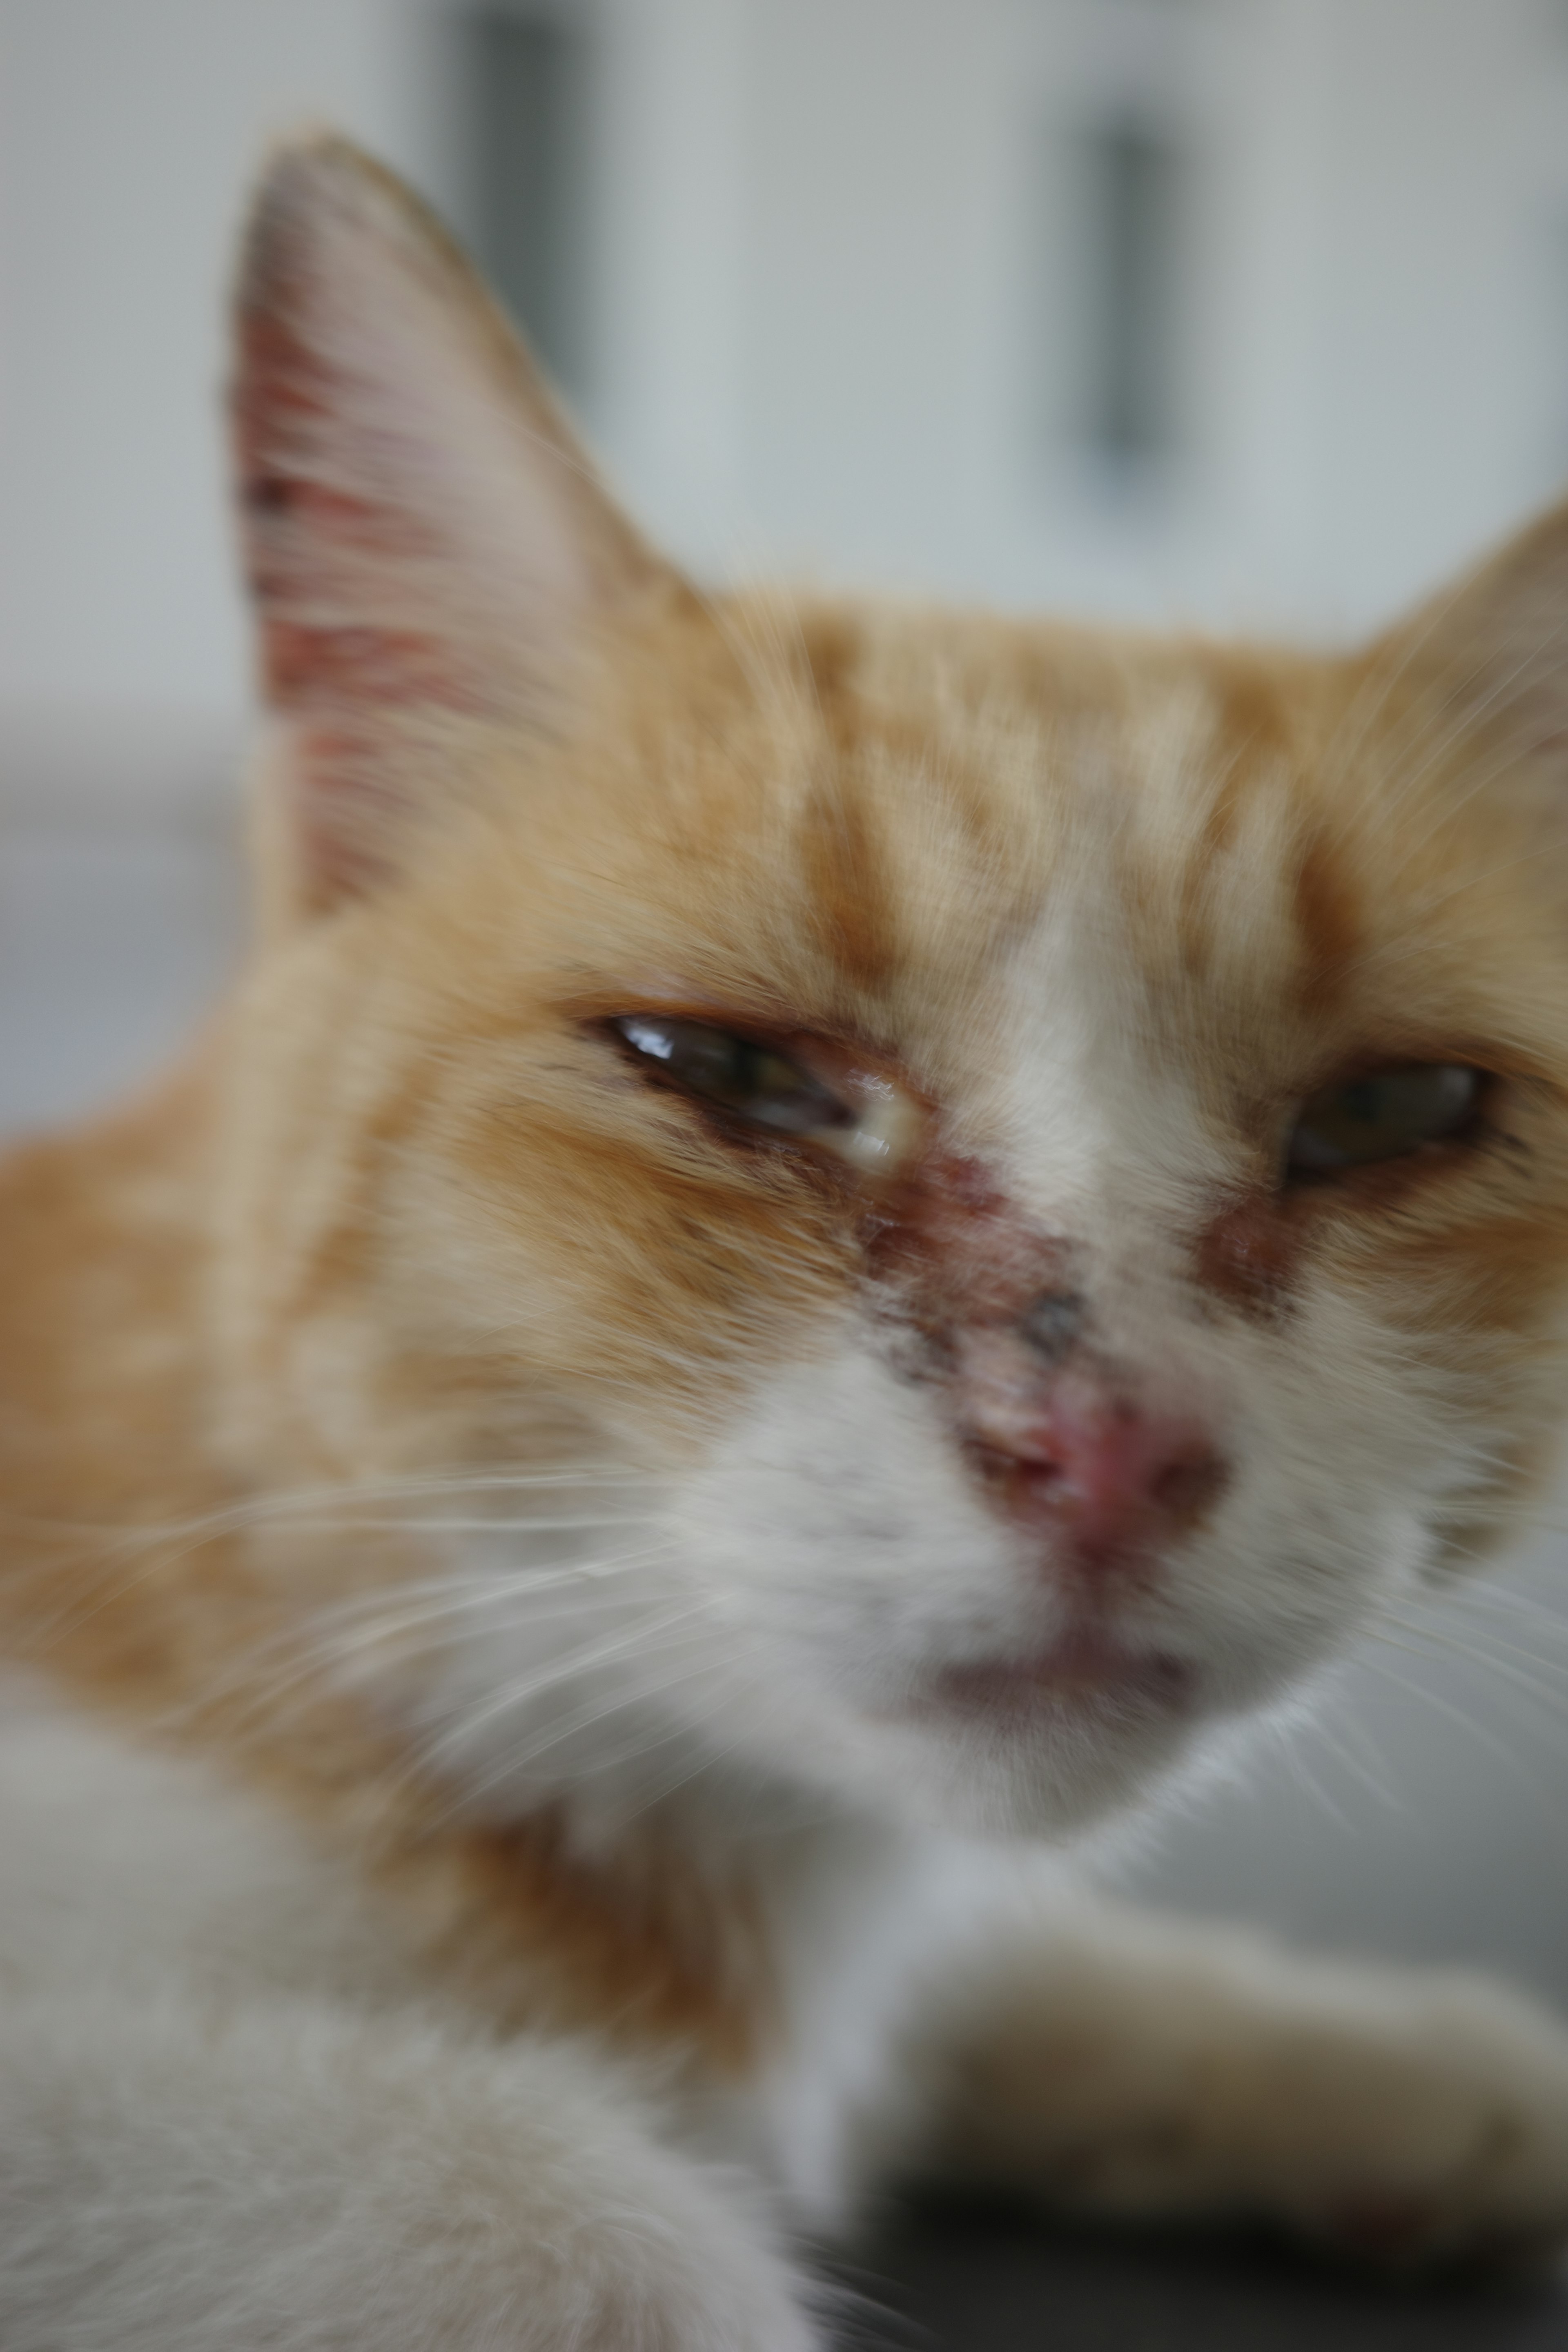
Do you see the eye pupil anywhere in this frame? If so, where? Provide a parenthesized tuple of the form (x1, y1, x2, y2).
(1285, 1062, 1481, 1179)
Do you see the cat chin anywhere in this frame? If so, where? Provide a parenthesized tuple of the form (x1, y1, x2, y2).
(686, 1653, 1211, 1845)
(726, 1577, 1385, 1844)
(846, 1706, 1203, 1843)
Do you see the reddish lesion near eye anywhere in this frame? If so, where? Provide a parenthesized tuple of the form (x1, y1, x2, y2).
(582, 997, 1085, 1352)
(1195, 1191, 1303, 1321)
(1194, 1051, 1512, 1320)
(861, 1146, 1081, 1360)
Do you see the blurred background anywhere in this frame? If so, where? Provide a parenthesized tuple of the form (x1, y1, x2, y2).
(1, 0, 1566, 2006)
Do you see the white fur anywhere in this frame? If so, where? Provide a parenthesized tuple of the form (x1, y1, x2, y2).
(0, 1685, 818, 2351)
(0, 1991, 818, 2352)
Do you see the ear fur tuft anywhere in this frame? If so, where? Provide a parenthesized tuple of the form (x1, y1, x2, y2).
(1375, 497, 1568, 786)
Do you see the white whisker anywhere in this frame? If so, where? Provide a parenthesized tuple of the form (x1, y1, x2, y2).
(416, 1597, 717, 1772)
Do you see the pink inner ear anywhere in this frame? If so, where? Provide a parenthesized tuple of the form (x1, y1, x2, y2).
(236, 297, 473, 715)
(234, 273, 485, 901)
(231, 144, 677, 910)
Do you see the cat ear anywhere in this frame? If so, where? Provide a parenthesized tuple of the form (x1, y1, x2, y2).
(233, 134, 674, 911)
(1373, 499, 1568, 784)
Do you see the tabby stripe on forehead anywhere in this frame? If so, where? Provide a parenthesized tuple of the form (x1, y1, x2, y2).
(1292, 833, 1361, 1013)
(804, 784, 895, 991)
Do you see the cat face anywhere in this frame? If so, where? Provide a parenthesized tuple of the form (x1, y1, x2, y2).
(220, 140, 1568, 1842)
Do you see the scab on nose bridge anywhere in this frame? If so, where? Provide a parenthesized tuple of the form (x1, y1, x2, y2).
(1018, 1290, 1086, 1365)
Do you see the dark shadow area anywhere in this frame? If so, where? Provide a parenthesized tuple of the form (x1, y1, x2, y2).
(823, 2200, 1568, 2352)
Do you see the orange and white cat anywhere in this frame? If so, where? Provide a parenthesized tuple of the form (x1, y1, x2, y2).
(2, 134, 1568, 2348)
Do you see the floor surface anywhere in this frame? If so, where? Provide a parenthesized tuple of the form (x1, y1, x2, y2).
(829, 2203, 1568, 2350)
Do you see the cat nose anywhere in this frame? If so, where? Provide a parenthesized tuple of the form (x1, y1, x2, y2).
(966, 1363, 1229, 1570)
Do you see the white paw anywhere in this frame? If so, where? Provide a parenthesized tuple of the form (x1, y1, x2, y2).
(1225, 1976, 1568, 2269)
(1047, 1971, 1568, 2269)
(928, 1920, 1568, 2272)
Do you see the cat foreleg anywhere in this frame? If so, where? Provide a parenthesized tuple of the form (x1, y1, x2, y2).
(890, 1898, 1568, 2267)
(0, 1990, 822, 2352)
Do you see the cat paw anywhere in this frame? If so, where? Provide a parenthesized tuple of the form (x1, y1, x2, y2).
(928, 1924, 1568, 2273)
(1253, 1977, 1568, 2269)
(1110, 1972, 1568, 2270)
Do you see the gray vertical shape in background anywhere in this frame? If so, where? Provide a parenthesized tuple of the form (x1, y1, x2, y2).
(464, 11, 592, 403)
(1077, 116, 1185, 470)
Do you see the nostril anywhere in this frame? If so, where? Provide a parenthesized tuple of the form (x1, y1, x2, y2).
(962, 1378, 1229, 1558)
(967, 1438, 1066, 1503)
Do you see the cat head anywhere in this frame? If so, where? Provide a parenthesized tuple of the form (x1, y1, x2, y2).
(219, 136, 1568, 1842)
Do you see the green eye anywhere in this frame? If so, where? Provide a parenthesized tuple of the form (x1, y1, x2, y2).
(614, 1016, 850, 1136)
(1285, 1063, 1482, 1178)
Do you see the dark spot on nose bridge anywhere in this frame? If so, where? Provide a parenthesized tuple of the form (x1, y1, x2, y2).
(1018, 1290, 1086, 1363)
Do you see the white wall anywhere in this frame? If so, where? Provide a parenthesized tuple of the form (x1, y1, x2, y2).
(8, 0, 1568, 764)
(718, 0, 1568, 631)
(0, 0, 459, 795)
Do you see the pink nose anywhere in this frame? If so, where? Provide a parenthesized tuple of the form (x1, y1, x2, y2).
(967, 1370, 1228, 1570)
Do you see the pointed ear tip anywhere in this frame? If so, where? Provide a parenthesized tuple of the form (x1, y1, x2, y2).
(240, 127, 433, 293)
(248, 125, 370, 216)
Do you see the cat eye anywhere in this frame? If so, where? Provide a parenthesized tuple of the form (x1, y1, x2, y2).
(611, 1015, 922, 1174)
(615, 1016, 849, 1135)
(1284, 1063, 1482, 1178)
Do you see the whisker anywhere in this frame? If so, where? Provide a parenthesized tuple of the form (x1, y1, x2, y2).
(245, 1512, 660, 1539)
(314, 1551, 670, 1630)
(316, 1557, 675, 1666)
(415, 1597, 718, 1771)
(1354, 1642, 1542, 1772)
(439, 1673, 713, 1813)
(16, 1468, 656, 1644)
(414, 1626, 734, 1825)
(148, 1543, 678, 1740)
(4, 1464, 648, 1549)
(1372, 1608, 1568, 1715)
